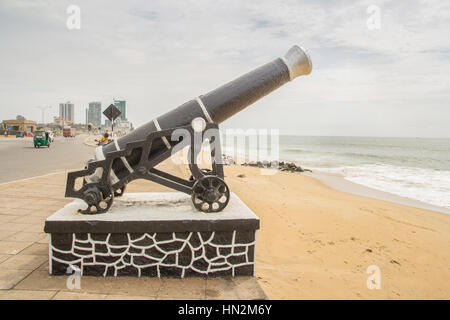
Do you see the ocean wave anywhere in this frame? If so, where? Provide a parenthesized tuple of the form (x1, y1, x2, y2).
(283, 149, 450, 169)
(313, 164, 450, 209)
(222, 138, 450, 209)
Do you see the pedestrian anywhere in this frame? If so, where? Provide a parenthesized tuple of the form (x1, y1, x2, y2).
(98, 132, 110, 145)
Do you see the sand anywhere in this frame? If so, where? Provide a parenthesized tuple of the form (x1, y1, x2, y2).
(224, 165, 450, 299)
(128, 159, 450, 299)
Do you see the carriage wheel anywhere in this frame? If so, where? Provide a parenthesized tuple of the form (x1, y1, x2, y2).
(191, 176, 230, 213)
(79, 185, 114, 215)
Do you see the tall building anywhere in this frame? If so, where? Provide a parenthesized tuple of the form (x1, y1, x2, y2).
(87, 102, 102, 126)
(59, 104, 64, 119)
(113, 100, 126, 121)
(59, 101, 75, 122)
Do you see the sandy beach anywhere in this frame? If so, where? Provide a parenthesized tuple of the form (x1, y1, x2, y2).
(123, 157, 450, 299)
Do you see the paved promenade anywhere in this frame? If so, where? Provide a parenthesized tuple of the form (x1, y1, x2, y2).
(0, 171, 266, 300)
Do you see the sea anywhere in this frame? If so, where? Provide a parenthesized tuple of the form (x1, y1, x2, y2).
(223, 135, 450, 210)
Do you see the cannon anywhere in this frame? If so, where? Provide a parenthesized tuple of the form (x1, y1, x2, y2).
(66, 45, 312, 214)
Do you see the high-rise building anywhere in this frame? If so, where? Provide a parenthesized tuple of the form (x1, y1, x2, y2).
(87, 102, 102, 126)
(59, 104, 64, 118)
(59, 101, 75, 122)
(113, 100, 126, 121)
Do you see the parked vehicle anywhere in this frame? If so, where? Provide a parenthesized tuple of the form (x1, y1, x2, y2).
(63, 128, 76, 138)
(34, 131, 51, 148)
(16, 131, 25, 138)
(47, 131, 55, 142)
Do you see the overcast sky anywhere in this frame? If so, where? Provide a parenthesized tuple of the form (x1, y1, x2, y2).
(0, 0, 449, 137)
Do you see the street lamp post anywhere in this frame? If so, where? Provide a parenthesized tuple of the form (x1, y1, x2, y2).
(36, 106, 52, 124)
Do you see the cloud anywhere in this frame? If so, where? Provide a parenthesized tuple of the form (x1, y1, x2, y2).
(0, 0, 449, 137)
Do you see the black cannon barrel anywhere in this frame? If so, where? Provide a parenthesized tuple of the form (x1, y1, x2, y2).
(98, 45, 312, 181)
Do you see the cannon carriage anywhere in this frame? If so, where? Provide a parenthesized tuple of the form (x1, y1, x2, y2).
(65, 45, 312, 214)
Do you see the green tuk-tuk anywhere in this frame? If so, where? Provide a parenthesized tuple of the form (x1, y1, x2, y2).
(16, 131, 25, 138)
(34, 131, 50, 148)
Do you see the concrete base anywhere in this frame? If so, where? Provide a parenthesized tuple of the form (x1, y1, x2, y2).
(44, 193, 259, 278)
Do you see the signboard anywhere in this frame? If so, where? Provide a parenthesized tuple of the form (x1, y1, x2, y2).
(103, 104, 122, 122)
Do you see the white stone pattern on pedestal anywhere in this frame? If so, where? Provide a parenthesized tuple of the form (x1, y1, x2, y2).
(50, 230, 256, 278)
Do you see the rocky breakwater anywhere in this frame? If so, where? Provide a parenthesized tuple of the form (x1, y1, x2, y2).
(240, 161, 312, 173)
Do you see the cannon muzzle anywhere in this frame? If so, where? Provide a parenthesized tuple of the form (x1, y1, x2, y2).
(282, 45, 313, 80)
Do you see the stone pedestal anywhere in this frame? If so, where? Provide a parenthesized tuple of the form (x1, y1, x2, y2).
(44, 193, 259, 278)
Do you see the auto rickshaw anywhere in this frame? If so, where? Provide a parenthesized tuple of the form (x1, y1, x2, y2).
(34, 131, 51, 148)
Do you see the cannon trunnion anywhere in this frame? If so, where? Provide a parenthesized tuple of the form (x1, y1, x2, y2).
(65, 45, 312, 214)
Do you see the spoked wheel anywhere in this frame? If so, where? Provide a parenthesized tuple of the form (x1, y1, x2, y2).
(114, 185, 127, 197)
(79, 185, 114, 215)
(191, 176, 230, 213)
(189, 168, 212, 181)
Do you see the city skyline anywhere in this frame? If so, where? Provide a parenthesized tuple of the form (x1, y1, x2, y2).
(8, 99, 127, 126)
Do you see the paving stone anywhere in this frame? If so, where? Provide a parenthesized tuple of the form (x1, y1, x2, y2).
(0, 241, 33, 255)
(22, 224, 46, 233)
(15, 270, 163, 297)
(0, 208, 35, 216)
(231, 277, 268, 300)
(205, 278, 240, 300)
(74, 276, 163, 296)
(0, 201, 28, 209)
(0, 230, 18, 241)
(52, 291, 108, 300)
(0, 254, 48, 270)
(32, 210, 55, 217)
(37, 236, 49, 244)
(0, 269, 31, 289)
(205, 277, 267, 300)
(0, 255, 11, 264)
(20, 243, 48, 256)
(14, 270, 69, 291)
(0, 215, 17, 223)
(0, 289, 56, 300)
(158, 278, 206, 299)
(38, 261, 49, 271)
(0, 223, 29, 232)
(5, 232, 47, 242)
(12, 216, 46, 225)
(106, 294, 156, 300)
(23, 200, 65, 211)
(157, 296, 206, 300)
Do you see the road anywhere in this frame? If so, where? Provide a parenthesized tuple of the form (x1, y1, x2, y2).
(0, 135, 95, 183)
